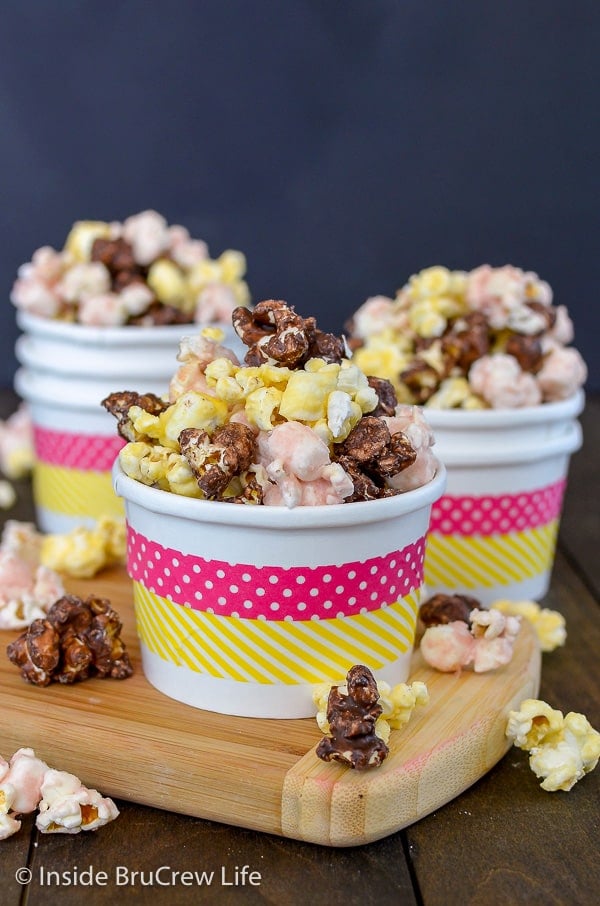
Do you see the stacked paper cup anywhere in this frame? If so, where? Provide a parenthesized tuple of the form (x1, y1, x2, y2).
(423, 391, 584, 604)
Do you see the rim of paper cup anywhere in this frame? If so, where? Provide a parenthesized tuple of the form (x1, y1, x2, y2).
(437, 419, 582, 466)
(423, 388, 585, 427)
(16, 311, 226, 348)
(113, 458, 446, 529)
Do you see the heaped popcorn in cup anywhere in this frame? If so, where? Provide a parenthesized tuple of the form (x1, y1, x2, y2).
(103, 299, 439, 507)
(11, 211, 250, 327)
(348, 265, 587, 409)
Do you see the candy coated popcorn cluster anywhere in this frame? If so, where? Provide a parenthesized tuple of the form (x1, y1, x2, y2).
(492, 599, 566, 652)
(1, 748, 118, 839)
(11, 210, 250, 327)
(104, 301, 438, 506)
(349, 265, 587, 408)
(506, 699, 600, 791)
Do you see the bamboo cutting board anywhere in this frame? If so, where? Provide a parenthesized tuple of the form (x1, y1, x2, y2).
(0, 567, 541, 847)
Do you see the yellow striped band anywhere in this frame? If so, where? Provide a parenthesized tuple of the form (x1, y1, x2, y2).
(33, 461, 124, 519)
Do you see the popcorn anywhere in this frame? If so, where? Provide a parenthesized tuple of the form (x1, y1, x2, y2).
(12, 211, 250, 326)
(0, 481, 16, 510)
(0, 748, 119, 839)
(7, 594, 134, 686)
(36, 769, 120, 834)
(105, 300, 438, 507)
(40, 515, 126, 579)
(419, 601, 521, 673)
(347, 265, 586, 408)
(492, 599, 566, 652)
(506, 699, 600, 791)
(0, 521, 65, 630)
(0, 403, 34, 479)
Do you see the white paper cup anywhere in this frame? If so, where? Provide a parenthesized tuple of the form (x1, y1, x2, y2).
(113, 461, 447, 718)
(424, 391, 584, 605)
(14, 312, 245, 533)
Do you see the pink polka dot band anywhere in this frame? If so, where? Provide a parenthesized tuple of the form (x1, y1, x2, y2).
(34, 426, 125, 472)
(127, 527, 426, 621)
(429, 479, 566, 536)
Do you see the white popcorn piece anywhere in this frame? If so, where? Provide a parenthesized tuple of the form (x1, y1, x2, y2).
(0, 403, 34, 480)
(0, 480, 16, 510)
(506, 700, 600, 792)
(0, 748, 49, 814)
(36, 769, 119, 834)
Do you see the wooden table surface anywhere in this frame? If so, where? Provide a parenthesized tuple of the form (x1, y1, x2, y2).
(1, 390, 598, 906)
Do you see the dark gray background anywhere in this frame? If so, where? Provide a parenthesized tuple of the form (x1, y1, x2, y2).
(1, 1, 598, 389)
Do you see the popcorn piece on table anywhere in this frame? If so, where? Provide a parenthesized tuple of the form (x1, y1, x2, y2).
(6, 594, 133, 686)
(314, 665, 389, 769)
(0, 748, 119, 839)
(419, 593, 521, 673)
(0, 481, 16, 510)
(313, 666, 428, 767)
(0, 521, 65, 630)
(36, 769, 119, 834)
(0, 403, 34, 479)
(40, 515, 126, 579)
(506, 699, 600, 791)
(492, 599, 566, 652)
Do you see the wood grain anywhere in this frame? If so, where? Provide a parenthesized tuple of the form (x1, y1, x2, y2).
(1, 567, 540, 848)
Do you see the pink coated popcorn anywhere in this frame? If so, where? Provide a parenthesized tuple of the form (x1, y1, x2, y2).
(348, 295, 397, 339)
(168, 224, 209, 269)
(0, 748, 49, 814)
(56, 261, 111, 303)
(259, 422, 354, 507)
(466, 265, 552, 330)
(195, 282, 239, 324)
(169, 332, 240, 401)
(77, 293, 130, 326)
(122, 209, 171, 266)
(468, 354, 542, 408)
(536, 347, 588, 402)
(383, 405, 438, 491)
(420, 609, 521, 673)
(10, 246, 69, 319)
(0, 521, 65, 629)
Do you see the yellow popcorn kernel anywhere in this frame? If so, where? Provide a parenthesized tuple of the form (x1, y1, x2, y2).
(95, 515, 126, 566)
(204, 357, 238, 386)
(163, 392, 229, 444)
(41, 528, 106, 579)
(375, 718, 391, 745)
(408, 299, 448, 339)
(326, 393, 362, 442)
(378, 680, 430, 730)
(147, 259, 188, 309)
(245, 386, 283, 430)
(311, 418, 333, 446)
(64, 220, 111, 262)
(352, 341, 411, 393)
(214, 376, 245, 403)
(506, 698, 565, 750)
(492, 599, 566, 653)
(354, 386, 379, 413)
(165, 454, 203, 498)
(218, 249, 247, 282)
(279, 370, 339, 422)
(234, 367, 264, 396)
(256, 363, 294, 388)
(138, 447, 172, 490)
(119, 442, 154, 481)
(426, 377, 481, 410)
(188, 259, 223, 291)
(129, 407, 173, 447)
(410, 266, 453, 298)
(418, 340, 446, 375)
(201, 326, 225, 343)
(304, 358, 327, 372)
(3, 446, 34, 480)
(448, 270, 468, 297)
